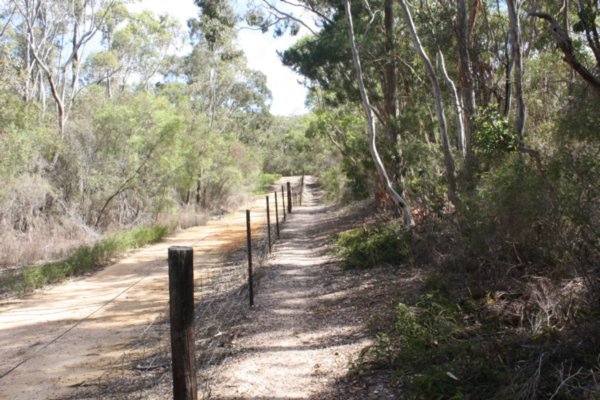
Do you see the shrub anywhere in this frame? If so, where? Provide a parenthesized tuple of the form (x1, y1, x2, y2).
(334, 223, 411, 269)
(253, 172, 282, 194)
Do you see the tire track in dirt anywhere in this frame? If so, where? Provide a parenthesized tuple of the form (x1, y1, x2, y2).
(0, 178, 300, 400)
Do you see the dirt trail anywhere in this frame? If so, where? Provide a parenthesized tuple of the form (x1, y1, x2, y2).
(209, 176, 373, 399)
(0, 179, 299, 400)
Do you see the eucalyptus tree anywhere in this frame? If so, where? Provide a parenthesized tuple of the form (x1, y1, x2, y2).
(398, 0, 459, 209)
(529, 0, 600, 95)
(344, 0, 414, 225)
(8, 0, 122, 135)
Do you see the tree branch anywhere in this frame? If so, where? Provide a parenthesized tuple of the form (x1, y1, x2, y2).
(529, 11, 600, 95)
(260, 0, 317, 35)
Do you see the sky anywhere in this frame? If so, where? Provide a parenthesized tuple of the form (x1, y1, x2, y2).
(129, 0, 310, 116)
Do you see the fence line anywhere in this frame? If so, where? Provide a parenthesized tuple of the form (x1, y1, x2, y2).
(70, 177, 306, 399)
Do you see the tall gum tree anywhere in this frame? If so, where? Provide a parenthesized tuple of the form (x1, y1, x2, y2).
(507, 0, 526, 140)
(344, 0, 414, 226)
(11, 0, 120, 135)
(398, 0, 460, 209)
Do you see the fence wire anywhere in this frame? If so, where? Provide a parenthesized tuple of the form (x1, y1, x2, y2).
(68, 179, 304, 399)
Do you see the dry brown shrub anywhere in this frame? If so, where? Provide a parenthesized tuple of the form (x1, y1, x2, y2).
(0, 174, 96, 270)
(0, 216, 95, 269)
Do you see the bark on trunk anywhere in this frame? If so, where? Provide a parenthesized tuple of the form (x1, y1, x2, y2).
(383, 0, 403, 185)
(503, 35, 514, 115)
(456, 0, 477, 159)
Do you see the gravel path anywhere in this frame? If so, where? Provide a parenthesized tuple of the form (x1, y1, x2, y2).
(209, 177, 373, 399)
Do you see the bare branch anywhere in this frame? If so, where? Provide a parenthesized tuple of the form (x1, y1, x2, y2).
(260, 0, 317, 35)
(399, 0, 460, 209)
(0, 5, 16, 38)
(277, 0, 333, 24)
(437, 49, 466, 157)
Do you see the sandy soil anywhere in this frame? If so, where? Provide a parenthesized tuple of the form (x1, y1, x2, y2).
(0, 179, 298, 400)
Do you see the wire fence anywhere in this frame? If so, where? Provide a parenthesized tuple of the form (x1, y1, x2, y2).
(70, 177, 306, 399)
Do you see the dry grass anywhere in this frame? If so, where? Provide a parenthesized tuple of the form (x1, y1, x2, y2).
(0, 217, 96, 271)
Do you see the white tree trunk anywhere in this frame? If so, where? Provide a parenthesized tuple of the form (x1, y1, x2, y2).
(399, 0, 460, 209)
(343, 0, 414, 227)
(507, 0, 526, 140)
(456, 0, 477, 161)
(437, 50, 466, 158)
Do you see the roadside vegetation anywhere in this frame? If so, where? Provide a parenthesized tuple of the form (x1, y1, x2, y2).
(1, 225, 169, 296)
(283, 0, 600, 398)
(0, 0, 311, 294)
(1, 0, 598, 397)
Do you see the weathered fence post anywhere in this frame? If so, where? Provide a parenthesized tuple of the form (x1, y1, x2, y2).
(300, 175, 304, 206)
(266, 195, 271, 253)
(168, 246, 198, 400)
(246, 210, 254, 307)
(274, 191, 280, 238)
(281, 185, 286, 221)
(287, 181, 292, 214)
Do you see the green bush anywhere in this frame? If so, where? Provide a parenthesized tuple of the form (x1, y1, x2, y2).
(360, 282, 599, 399)
(253, 172, 282, 194)
(2, 225, 170, 295)
(334, 223, 411, 269)
(474, 105, 519, 156)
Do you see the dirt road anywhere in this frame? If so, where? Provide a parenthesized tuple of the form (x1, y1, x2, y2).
(0, 179, 299, 400)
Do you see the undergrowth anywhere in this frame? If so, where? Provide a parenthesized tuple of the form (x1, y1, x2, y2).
(334, 223, 411, 269)
(0, 225, 170, 296)
(354, 275, 600, 399)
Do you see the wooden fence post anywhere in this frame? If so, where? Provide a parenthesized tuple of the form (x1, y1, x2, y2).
(287, 181, 292, 214)
(246, 210, 254, 307)
(281, 185, 286, 221)
(300, 175, 304, 206)
(266, 195, 271, 253)
(168, 246, 198, 400)
(274, 191, 280, 238)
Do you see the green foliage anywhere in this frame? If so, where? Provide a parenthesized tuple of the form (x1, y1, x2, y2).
(334, 223, 411, 270)
(358, 289, 480, 399)
(253, 172, 281, 194)
(1, 225, 170, 295)
(319, 164, 346, 203)
(474, 106, 519, 156)
(555, 94, 600, 143)
(400, 138, 447, 214)
(306, 105, 373, 201)
(359, 281, 600, 399)
(261, 115, 314, 176)
(474, 157, 548, 240)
